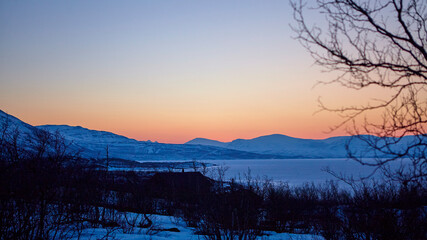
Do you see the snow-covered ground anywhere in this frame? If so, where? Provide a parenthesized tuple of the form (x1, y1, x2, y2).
(76, 214, 324, 240)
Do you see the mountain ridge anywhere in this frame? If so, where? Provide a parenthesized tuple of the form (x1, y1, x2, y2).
(0, 109, 285, 160)
(187, 133, 352, 145)
(185, 133, 413, 158)
(3, 109, 413, 159)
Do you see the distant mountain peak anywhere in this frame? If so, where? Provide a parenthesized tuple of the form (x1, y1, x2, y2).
(186, 138, 226, 148)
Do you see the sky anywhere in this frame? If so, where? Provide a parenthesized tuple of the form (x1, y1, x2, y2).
(0, 0, 385, 143)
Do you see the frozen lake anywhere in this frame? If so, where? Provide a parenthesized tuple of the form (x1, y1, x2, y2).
(201, 158, 402, 186)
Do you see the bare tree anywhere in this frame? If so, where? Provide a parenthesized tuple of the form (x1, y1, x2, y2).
(291, 0, 427, 187)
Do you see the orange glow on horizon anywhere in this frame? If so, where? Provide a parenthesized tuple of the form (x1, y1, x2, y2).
(6, 105, 352, 144)
(0, 1, 391, 144)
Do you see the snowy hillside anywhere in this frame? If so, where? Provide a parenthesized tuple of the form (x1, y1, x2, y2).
(0, 109, 37, 136)
(0, 109, 40, 150)
(38, 125, 138, 145)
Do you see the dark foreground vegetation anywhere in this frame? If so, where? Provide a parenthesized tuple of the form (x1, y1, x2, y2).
(1, 127, 426, 240)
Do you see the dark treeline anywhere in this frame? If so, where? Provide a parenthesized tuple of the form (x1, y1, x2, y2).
(175, 174, 426, 240)
(0, 125, 426, 240)
(0, 125, 155, 239)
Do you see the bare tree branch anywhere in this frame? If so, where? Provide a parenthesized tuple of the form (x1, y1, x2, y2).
(291, 0, 427, 186)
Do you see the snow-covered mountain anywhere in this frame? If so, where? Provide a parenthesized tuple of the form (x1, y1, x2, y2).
(186, 134, 414, 158)
(3, 109, 417, 160)
(0, 109, 40, 150)
(0, 109, 283, 160)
